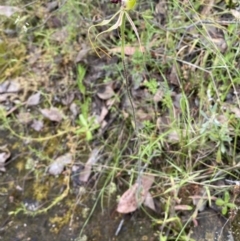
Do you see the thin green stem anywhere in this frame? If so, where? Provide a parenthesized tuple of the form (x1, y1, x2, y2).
(120, 12, 136, 130)
(120, 12, 143, 183)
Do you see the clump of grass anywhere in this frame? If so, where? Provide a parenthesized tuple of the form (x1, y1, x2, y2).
(86, 0, 240, 239)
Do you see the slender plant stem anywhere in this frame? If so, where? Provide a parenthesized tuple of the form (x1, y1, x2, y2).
(120, 13, 137, 130)
(120, 12, 143, 184)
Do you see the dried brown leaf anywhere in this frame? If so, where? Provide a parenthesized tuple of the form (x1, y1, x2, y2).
(190, 186, 208, 212)
(168, 131, 180, 143)
(231, 9, 240, 20)
(0, 145, 11, 172)
(217, 114, 229, 124)
(7, 81, 21, 92)
(0, 80, 21, 93)
(17, 112, 33, 124)
(203, 26, 227, 53)
(0, 93, 10, 102)
(48, 153, 72, 175)
(116, 183, 142, 213)
(26, 92, 41, 106)
(141, 175, 155, 191)
(230, 106, 240, 118)
(79, 148, 100, 182)
(144, 192, 156, 211)
(70, 102, 79, 118)
(0, 5, 21, 17)
(97, 86, 115, 100)
(40, 107, 63, 122)
(99, 105, 108, 123)
(0, 81, 9, 93)
(153, 89, 164, 103)
(51, 28, 68, 43)
(46, 1, 58, 12)
(61, 92, 74, 106)
(116, 175, 154, 213)
(110, 46, 145, 56)
(174, 205, 193, 211)
(75, 44, 90, 63)
(136, 109, 152, 121)
(31, 119, 44, 132)
(169, 65, 179, 86)
(211, 37, 227, 53)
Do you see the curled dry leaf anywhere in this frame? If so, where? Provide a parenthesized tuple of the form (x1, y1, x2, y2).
(48, 153, 72, 176)
(79, 148, 100, 182)
(116, 174, 155, 213)
(40, 107, 63, 122)
(0, 145, 11, 172)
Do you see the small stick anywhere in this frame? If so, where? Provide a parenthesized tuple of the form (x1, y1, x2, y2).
(115, 218, 124, 236)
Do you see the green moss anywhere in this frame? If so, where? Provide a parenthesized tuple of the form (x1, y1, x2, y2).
(33, 181, 50, 201)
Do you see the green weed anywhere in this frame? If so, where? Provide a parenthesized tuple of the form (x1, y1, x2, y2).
(216, 191, 236, 215)
(76, 114, 99, 141)
(75, 64, 99, 141)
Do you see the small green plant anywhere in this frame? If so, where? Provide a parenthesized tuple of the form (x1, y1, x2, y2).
(215, 191, 236, 215)
(143, 78, 158, 94)
(75, 64, 99, 141)
(77, 64, 86, 95)
(76, 114, 99, 141)
(199, 105, 232, 162)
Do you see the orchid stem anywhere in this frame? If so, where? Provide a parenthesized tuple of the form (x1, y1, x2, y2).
(120, 13, 136, 130)
(120, 12, 142, 183)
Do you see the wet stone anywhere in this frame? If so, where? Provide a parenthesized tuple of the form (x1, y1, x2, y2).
(190, 208, 234, 241)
